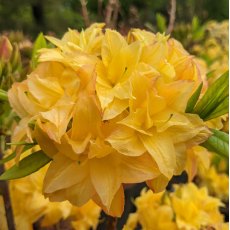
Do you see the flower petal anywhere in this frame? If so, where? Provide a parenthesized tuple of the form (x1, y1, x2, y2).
(140, 133, 176, 178)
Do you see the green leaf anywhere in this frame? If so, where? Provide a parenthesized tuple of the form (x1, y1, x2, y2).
(201, 130, 229, 159)
(6, 142, 36, 146)
(0, 151, 16, 164)
(192, 16, 199, 31)
(211, 129, 229, 143)
(156, 13, 167, 33)
(0, 89, 8, 101)
(186, 82, 203, 113)
(206, 70, 215, 79)
(193, 71, 229, 120)
(31, 33, 47, 69)
(0, 144, 35, 165)
(205, 96, 229, 120)
(0, 150, 51, 180)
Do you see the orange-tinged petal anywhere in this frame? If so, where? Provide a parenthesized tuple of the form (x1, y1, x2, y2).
(141, 33, 169, 67)
(127, 28, 156, 45)
(40, 98, 74, 142)
(46, 178, 95, 207)
(70, 95, 101, 140)
(156, 79, 194, 112)
(27, 74, 64, 108)
(93, 186, 124, 217)
(89, 154, 121, 210)
(174, 143, 187, 175)
(147, 174, 170, 193)
(106, 125, 146, 156)
(34, 121, 58, 157)
(44, 154, 88, 193)
(88, 138, 113, 159)
(101, 29, 126, 66)
(103, 98, 128, 120)
(140, 133, 176, 178)
(118, 109, 153, 136)
(120, 153, 160, 183)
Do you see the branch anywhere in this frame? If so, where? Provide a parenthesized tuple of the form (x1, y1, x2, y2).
(166, 0, 176, 34)
(105, 0, 120, 28)
(80, 0, 90, 27)
(105, 215, 117, 230)
(0, 139, 16, 230)
(97, 0, 103, 17)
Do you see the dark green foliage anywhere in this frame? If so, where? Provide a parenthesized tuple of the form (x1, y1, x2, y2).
(0, 0, 227, 37)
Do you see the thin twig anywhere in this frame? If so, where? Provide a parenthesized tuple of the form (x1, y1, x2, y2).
(111, 1, 120, 27)
(0, 136, 16, 230)
(105, 215, 117, 230)
(166, 0, 176, 34)
(97, 0, 103, 17)
(80, 0, 90, 27)
(105, 0, 120, 28)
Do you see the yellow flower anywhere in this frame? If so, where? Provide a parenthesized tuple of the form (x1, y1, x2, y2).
(123, 190, 177, 230)
(71, 200, 101, 230)
(198, 166, 229, 201)
(8, 24, 211, 217)
(46, 23, 105, 56)
(125, 183, 228, 230)
(96, 29, 142, 120)
(192, 21, 229, 85)
(124, 189, 177, 230)
(172, 183, 225, 230)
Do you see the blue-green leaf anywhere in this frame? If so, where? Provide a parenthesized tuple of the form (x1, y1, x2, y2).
(186, 82, 203, 113)
(193, 71, 228, 120)
(0, 150, 51, 180)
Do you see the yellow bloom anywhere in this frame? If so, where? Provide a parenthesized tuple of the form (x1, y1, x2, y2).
(192, 21, 229, 85)
(71, 200, 101, 230)
(46, 23, 105, 56)
(8, 24, 211, 217)
(198, 166, 229, 201)
(96, 29, 142, 120)
(172, 183, 225, 230)
(125, 183, 227, 230)
(124, 189, 177, 230)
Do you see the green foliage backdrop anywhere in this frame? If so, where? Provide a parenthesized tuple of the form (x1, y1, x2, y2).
(0, 0, 228, 38)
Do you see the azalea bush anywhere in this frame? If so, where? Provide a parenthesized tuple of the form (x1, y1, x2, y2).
(0, 20, 228, 230)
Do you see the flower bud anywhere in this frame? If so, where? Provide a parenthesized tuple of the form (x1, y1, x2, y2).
(0, 36, 13, 62)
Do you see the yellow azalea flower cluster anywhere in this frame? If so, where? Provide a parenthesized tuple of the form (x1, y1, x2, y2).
(6, 148, 101, 230)
(124, 183, 228, 230)
(8, 23, 210, 216)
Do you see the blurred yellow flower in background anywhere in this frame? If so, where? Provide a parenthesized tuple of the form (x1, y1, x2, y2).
(124, 183, 228, 230)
